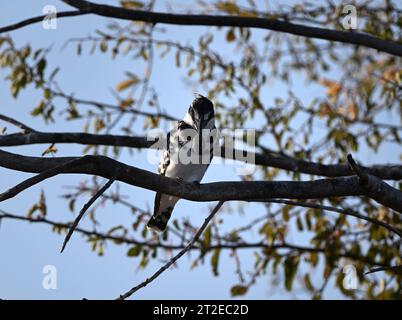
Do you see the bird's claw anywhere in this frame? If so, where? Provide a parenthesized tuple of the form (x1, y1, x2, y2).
(192, 180, 201, 188)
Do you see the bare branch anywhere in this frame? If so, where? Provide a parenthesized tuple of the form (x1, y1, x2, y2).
(347, 154, 368, 185)
(0, 10, 90, 34)
(116, 201, 224, 300)
(0, 209, 195, 250)
(0, 150, 401, 212)
(1, 1, 400, 56)
(0, 156, 94, 202)
(59, 0, 402, 57)
(0, 114, 36, 133)
(365, 266, 402, 275)
(262, 199, 402, 238)
(60, 172, 119, 253)
(1, 129, 402, 180)
(347, 154, 402, 214)
(0, 209, 390, 268)
(0, 131, 155, 149)
(49, 90, 178, 122)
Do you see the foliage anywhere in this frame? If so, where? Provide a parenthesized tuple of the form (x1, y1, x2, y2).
(0, 0, 401, 299)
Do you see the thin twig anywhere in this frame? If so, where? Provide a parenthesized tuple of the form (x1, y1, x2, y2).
(60, 171, 119, 253)
(0, 209, 391, 268)
(0, 114, 36, 133)
(0, 156, 94, 202)
(347, 154, 369, 185)
(262, 199, 402, 238)
(365, 266, 402, 275)
(116, 200, 225, 300)
(60, 0, 402, 57)
(0, 10, 90, 34)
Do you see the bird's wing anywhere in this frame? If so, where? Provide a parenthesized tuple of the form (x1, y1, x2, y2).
(154, 120, 193, 215)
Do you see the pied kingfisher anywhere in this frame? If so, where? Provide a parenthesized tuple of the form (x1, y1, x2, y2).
(147, 95, 216, 232)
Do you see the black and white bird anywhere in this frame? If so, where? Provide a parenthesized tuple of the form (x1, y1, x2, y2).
(147, 95, 216, 232)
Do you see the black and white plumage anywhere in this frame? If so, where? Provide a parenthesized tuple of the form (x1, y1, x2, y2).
(147, 95, 216, 232)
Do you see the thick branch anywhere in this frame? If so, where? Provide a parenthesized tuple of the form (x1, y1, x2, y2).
(1, 1, 401, 57)
(0, 149, 401, 213)
(347, 154, 402, 214)
(1, 129, 401, 180)
(59, 0, 402, 57)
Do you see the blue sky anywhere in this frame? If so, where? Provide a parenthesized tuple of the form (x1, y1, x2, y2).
(0, 0, 399, 300)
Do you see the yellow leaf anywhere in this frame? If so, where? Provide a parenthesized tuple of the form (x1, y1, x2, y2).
(346, 100, 358, 120)
(319, 78, 342, 98)
(120, 0, 144, 9)
(230, 285, 248, 297)
(120, 98, 134, 109)
(100, 41, 108, 52)
(42, 143, 58, 156)
(382, 66, 397, 82)
(116, 77, 138, 92)
(226, 29, 236, 42)
(378, 207, 388, 221)
(318, 102, 332, 117)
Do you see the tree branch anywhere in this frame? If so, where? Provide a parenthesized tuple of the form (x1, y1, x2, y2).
(262, 199, 402, 238)
(60, 172, 118, 253)
(1, 1, 401, 57)
(0, 209, 392, 268)
(365, 266, 402, 275)
(0, 114, 36, 133)
(116, 201, 223, 299)
(347, 154, 402, 214)
(0, 149, 401, 213)
(0, 155, 95, 202)
(58, 0, 402, 57)
(1, 128, 401, 180)
(0, 10, 90, 34)
(347, 154, 368, 185)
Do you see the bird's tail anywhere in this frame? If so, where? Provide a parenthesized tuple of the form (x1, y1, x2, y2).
(147, 207, 173, 232)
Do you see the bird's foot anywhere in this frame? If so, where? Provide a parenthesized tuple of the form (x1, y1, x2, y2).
(192, 180, 201, 187)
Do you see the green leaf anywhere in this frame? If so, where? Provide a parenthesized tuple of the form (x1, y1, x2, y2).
(68, 198, 75, 212)
(211, 248, 221, 276)
(127, 245, 142, 257)
(100, 41, 108, 52)
(282, 205, 290, 221)
(304, 273, 314, 292)
(76, 43, 82, 55)
(31, 100, 46, 116)
(203, 225, 211, 249)
(36, 58, 47, 77)
(284, 256, 299, 291)
(230, 285, 248, 297)
(175, 50, 181, 67)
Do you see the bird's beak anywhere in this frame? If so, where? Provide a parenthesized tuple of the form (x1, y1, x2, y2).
(197, 112, 211, 131)
(196, 117, 202, 131)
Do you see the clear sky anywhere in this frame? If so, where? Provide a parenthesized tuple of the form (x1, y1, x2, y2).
(0, 0, 399, 300)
